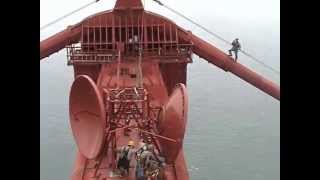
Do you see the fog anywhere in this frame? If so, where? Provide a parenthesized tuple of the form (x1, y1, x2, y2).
(40, 0, 280, 39)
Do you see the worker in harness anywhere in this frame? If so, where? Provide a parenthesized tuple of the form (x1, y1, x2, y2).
(228, 38, 241, 62)
(116, 140, 136, 177)
(135, 137, 152, 180)
(136, 141, 147, 156)
(140, 144, 166, 180)
(135, 148, 146, 180)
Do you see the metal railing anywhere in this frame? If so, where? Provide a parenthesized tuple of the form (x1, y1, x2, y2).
(67, 45, 117, 65)
(66, 42, 193, 65)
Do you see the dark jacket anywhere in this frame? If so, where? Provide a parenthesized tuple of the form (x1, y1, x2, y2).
(231, 40, 241, 50)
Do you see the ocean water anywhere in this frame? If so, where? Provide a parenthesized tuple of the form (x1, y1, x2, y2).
(40, 13, 279, 180)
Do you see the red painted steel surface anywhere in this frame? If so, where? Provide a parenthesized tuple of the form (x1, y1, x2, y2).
(183, 32, 280, 100)
(40, 0, 280, 179)
(159, 83, 188, 164)
(174, 149, 190, 180)
(40, 25, 81, 59)
(114, 0, 144, 10)
(74, 65, 102, 83)
(159, 63, 188, 95)
(68, 61, 189, 179)
(69, 75, 106, 159)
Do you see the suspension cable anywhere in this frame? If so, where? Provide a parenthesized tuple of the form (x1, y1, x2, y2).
(40, 0, 100, 31)
(151, 0, 280, 75)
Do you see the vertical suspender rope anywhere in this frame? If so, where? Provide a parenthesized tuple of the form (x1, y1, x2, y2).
(138, 48, 143, 88)
(135, 14, 144, 88)
(117, 50, 121, 89)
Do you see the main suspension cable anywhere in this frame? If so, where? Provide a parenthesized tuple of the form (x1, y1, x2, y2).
(40, 0, 100, 31)
(151, 0, 280, 75)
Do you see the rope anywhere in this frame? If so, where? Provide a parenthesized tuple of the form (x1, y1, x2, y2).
(240, 50, 280, 74)
(116, 50, 121, 89)
(151, 0, 280, 75)
(137, 14, 144, 88)
(40, 0, 100, 31)
(138, 49, 143, 88)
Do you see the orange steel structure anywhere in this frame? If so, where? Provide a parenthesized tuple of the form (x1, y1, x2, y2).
(40, 0, 280, 179)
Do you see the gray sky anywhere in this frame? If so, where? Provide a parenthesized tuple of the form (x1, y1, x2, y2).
(40, 0, 279, 38)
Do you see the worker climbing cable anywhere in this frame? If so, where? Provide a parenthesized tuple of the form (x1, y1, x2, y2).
(151, 0, 280, 75)
(228, 38, 241, 62)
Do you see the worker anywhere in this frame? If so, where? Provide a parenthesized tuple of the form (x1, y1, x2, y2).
(139, 144, 154, 175)
(133, 34, 139, 52)
(136, 139, 152, 180)
(140, 144, 154, 162)
(135, 140, 150, 180)
(129, 37, 133, 52)
(145, 159, 163, 179)
(139, 145, 157, 176)
(116, 140, 136, 177)
(143, 144, 166, 180)
(136, 141, 147, 156)
(135, 153, 146, 180)
(228, 38, 241, 62)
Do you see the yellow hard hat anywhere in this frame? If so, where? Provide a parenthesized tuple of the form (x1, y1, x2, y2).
(128, 140, 135, 146)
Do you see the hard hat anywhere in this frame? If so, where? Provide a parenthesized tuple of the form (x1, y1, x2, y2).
(128, 140, 135, 146)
